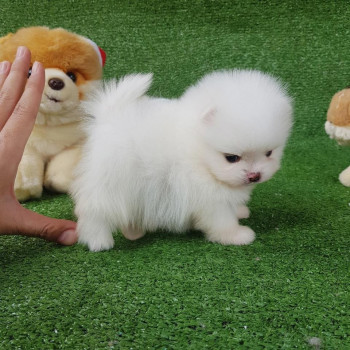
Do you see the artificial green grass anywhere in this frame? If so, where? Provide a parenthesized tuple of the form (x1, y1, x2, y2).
(0, 1, 349, 349)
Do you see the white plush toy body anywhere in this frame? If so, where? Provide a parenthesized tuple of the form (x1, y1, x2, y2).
(16, 68, 89, 200)
(72, 70, 293, 252)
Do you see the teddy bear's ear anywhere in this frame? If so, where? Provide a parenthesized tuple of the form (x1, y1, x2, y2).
(0, 33, 14, 45)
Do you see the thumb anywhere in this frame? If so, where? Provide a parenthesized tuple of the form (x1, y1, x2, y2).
(7, 204, 78, 245)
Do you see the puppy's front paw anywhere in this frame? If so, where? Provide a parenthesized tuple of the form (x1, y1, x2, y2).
(236, 205, 250, 219)
(230, 226, 256, 245)
(79, 234, 115, 252)
(206, 225, 255, 246)
(339, 166, 350, 187)
(77, 219, 115, 252)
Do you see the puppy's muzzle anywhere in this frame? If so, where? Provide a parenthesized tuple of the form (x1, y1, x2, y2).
(247, 172, 261, 183)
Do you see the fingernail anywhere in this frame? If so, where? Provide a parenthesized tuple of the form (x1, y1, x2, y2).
(57, 229, 78, 245)
(16, 46, 26, 59)
(0, 61, 10, 73)
(32, 61, 41, 74)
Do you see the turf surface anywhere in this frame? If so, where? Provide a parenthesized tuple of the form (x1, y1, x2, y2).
(0, 1, 349, 349)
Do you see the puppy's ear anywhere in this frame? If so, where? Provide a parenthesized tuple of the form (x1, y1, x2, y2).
(202, 107, 216, 124)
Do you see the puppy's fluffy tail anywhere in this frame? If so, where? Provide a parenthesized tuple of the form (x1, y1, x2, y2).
(83, 73, 153, 120)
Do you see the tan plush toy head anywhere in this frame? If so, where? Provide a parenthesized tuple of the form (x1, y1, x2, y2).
(0, 26, 106, 201)
(325, 88, 350, 146)
(0, 26, 104, 83)
(325, 88, 350, 186)
(0, 26, 105, 124)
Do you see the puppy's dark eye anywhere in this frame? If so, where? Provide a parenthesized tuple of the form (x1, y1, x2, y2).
(266, 150, 272, 157)
(225, 154, 241, 163)
(28, 67, 32, 78)
(66, 71, 77, 83)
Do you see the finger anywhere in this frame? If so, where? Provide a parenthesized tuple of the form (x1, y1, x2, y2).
(20, 207, 78, 245)
(0, 46, 31, 130)
(3, 203, 78, 245)
(0, 61, 11, 91)
(0, 61, 45, 168)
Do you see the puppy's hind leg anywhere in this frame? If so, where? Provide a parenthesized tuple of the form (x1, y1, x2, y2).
(122, 225, 146, 241)
(77, 215, 115, 252)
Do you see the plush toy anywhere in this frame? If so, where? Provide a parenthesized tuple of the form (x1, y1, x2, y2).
(0, 26, 106, 201)
(325, 88, 350, 187)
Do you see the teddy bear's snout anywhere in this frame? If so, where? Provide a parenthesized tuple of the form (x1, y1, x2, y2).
(48, 78, 65, 91)
(41, 68, 81, 114)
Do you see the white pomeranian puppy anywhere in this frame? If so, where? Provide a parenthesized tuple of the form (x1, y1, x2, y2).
(72, 70, 292, 252)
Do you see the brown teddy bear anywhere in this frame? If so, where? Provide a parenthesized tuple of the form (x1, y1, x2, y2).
(0, 26, 106, 201)
(325, 88, 350, 187)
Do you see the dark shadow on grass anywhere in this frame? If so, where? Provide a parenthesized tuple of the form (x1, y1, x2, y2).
(247, 205, 322, 233)
(109, 229, 205, 252)
(0, 196, 323, 274)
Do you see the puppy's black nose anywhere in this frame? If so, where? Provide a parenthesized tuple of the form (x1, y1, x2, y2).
(48, 78, 65, 91)
(248, 172, 261, 183)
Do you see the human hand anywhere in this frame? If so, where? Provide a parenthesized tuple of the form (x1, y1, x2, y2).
(0, 46, 77, 245)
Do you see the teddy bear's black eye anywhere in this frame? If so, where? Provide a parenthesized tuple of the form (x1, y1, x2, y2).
(66, 71, 77, 83)
(28, 67, 32, 78)
(266, 150, 272, 157)
(225, 154, 241, 163)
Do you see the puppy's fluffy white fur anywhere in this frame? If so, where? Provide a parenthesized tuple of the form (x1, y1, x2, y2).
(72, 70, 292, 251)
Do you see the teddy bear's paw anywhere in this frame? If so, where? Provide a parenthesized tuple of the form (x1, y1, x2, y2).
(14, 154, 44, 201)
(44, 172, 72, 193)
(44, 148, 82, 193)
(14, 179, 43, 202)
(339, 166, 350, 187)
